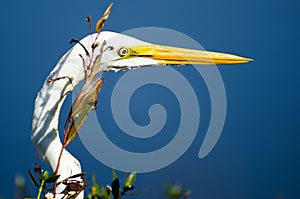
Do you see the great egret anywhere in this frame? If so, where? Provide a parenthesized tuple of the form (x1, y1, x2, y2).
(32, 31, 252, 198)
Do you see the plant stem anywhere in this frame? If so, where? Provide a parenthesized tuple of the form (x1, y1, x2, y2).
(52, 144, 65, 194)
(37, 180, 45, 199)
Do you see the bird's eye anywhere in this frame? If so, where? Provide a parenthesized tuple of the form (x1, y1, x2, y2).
(118, 47, 129, 57)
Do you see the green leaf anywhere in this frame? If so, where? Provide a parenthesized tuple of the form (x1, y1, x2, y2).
(92, 174, 101, 196)
(125, 172, 136, 187)
(86, 193, 92, 199)
(112, 169, 117, 180)
(164, 184, 183, 199)
(28, 170, 39, 188)
(44, 173, 60, 183)
(101, 186, 110, 199)
(43, 170, 49, 180)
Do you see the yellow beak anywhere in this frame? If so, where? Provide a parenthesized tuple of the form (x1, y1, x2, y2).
(118, 44, 252, 66)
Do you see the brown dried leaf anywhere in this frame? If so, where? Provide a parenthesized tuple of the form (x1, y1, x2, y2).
(63, 78, 104, 147)
(96, 3, 113, 33)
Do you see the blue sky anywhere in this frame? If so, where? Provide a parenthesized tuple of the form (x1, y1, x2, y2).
(0, 0, 299, 198)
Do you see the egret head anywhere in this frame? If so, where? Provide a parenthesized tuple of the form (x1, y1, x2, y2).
(94, 31, 252, 72)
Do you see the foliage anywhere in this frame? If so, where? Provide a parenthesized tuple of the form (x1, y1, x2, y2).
(87, 170, 137, 199)
(163, 183, 191, 199)
(27, 164, 137, 199)
(27, 164, 60, 199)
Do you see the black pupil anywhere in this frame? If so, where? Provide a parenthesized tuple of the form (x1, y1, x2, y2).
(121, 48, 127, 55)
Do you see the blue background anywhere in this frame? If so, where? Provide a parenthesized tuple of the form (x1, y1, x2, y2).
(0, 0, 299, 198)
